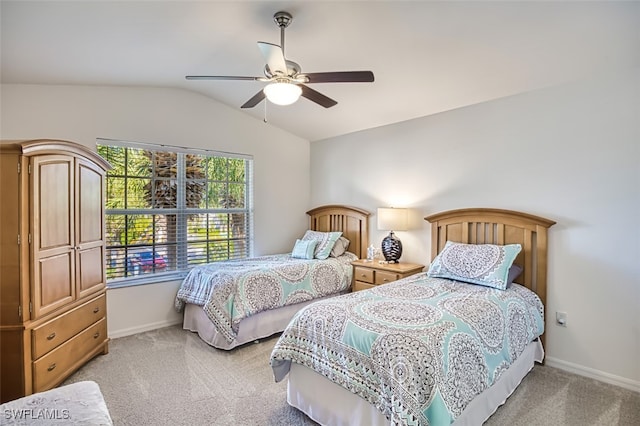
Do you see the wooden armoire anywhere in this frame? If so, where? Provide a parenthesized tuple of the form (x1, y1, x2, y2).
(0, 139, 111, 403)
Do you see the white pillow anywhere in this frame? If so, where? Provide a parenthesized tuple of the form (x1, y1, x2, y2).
(291, 239, 318, 259)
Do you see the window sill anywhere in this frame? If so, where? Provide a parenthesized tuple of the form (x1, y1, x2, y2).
(106, 271, 188, 289)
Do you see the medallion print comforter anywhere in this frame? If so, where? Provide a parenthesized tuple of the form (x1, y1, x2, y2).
(175, 252, 357, 343)
(270, 273, 544, 425)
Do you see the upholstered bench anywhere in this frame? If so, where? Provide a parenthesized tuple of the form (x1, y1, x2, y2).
(0, 381, 112, 425)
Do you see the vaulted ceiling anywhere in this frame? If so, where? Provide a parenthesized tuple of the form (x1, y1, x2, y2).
(2, 1, 639, 141)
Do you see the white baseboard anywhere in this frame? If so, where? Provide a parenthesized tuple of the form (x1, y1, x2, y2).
(545, 356, 640, 393)
(108, 319, 183, 339)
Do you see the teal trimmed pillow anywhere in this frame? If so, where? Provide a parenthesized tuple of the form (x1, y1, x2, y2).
(291, 239, 318, 259)
(301, 230, 343, 260)
(427, 241, 522, 290)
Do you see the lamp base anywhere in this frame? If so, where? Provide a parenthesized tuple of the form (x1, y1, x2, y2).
(381, 231, 403, 263)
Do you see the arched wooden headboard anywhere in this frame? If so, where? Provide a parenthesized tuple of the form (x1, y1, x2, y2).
(307, 205, 370, 259)
(425, 208, 555, 348)
(425, 208, 555, 311)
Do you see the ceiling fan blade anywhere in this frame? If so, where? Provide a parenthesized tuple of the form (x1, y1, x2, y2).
(300, 85, 338, 108)
(241, 90, 266, 109)
(186, 76, 262, 81)
(257, 42, 288, 75)
(303, 71, 375, 83)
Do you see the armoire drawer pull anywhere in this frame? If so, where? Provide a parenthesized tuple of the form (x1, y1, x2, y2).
(93, 307, 100, 313)
(47, 363, 56, 372)
(93, 332, 100, 339)
(46, 332, 56, 340)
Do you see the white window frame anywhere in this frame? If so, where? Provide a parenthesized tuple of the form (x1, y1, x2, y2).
(97, 138, 254, 288)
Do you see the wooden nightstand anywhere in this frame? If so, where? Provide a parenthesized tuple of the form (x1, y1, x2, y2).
(351, 259, 425, 292)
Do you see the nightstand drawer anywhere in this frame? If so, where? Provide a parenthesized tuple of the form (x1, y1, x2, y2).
(375, 271, 399, 285)
(354, 281, 376, 292)
(354, 267, 374, 284)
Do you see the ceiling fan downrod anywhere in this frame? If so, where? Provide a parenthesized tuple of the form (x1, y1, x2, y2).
(273, 11, 292, 56)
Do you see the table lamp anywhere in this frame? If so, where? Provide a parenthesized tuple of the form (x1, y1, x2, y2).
(377, 207, 408, 263)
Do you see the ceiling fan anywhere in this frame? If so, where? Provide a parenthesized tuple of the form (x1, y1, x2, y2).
(186, 11, 374, 109)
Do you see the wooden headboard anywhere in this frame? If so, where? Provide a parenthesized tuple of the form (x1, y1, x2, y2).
(307, 205, 370, 259)
(424, 208, 556, 309)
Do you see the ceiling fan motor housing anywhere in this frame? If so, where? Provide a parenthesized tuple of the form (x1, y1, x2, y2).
(264, 60, 301, 79)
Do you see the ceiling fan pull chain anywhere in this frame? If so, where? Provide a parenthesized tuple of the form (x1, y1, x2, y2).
(263, 98, 268, 123)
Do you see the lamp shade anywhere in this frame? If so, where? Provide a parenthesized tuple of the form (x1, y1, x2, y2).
(377, 208, 408, 231)
(263, 82, 302, 106)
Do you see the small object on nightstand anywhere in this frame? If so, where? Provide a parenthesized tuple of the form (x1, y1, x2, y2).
(366, 244, 376, 262)
(351, 259, 424, 292)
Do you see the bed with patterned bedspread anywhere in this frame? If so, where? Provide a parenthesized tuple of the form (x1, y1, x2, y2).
(175, 252, 357, 345)
(270, 273, 544, 425)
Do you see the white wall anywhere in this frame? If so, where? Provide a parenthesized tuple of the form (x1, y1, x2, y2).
(0, 84, 311, 337)
(3, 73, 638, 390)
(310, 69, 640, 391)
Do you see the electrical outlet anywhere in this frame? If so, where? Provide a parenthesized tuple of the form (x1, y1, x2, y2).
(556, 311, 567, 327)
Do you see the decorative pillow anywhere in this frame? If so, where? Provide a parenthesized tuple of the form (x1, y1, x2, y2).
(301, 230, 343, 260)
(291, 239, 318, 260)
(427, 241, 522, 290)
(330, 236, 350, 257)
(506, 264, 523, 287)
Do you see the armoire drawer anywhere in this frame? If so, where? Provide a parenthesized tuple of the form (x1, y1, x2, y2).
(32, 294, 106, 359)
(33, 317, 107, 392)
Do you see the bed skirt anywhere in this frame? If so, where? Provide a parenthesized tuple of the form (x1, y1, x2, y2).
(183, 293, 345, 350)
(286, 338, 544, 425)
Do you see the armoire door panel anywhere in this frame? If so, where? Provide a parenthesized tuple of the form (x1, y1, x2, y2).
(35, 252, 74, 317)
(77, 246, 105, 298)
(76, 159, 104, 245)
(34, 157, 74, 251)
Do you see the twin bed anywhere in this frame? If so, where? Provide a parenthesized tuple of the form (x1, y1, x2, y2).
(271, 208, 555, 425)
(176, 205, 370, 350)
(175, 205, 555, 425)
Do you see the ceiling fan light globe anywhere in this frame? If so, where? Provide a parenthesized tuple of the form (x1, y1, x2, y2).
(263, 82, 302, 106)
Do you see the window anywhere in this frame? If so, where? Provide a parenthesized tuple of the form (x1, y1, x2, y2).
(97, 139, 253, 287)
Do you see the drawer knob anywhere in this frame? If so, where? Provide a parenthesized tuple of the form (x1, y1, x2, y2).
(93, 307, 100, 314)
(46, 332, 56, 341)
(47, 363, 56, 372)
(93, 332, 100, 339)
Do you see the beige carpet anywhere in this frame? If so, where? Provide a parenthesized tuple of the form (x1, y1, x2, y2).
(64, 325, 639, 425)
